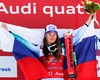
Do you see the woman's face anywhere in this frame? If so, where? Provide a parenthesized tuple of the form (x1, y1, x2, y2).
(45, 32, 57, 45)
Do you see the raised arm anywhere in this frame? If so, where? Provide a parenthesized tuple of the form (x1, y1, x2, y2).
(73, 14, 96, 45)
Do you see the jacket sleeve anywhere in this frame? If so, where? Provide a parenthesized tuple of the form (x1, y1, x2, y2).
(73, 24, 88, 45)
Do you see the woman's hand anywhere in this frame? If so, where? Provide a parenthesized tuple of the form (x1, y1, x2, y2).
(1, 23, 9, 31)
(85, 13, 96, 26)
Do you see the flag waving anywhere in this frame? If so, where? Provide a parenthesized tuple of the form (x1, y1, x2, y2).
(73, 19, 98, 80)
(0, 19, 98, 80)
(0, 24, 48, 80)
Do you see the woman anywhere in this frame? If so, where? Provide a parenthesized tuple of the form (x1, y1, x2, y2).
(1, 14, 96, 80)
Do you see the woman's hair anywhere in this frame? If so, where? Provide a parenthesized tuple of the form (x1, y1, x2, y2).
(43, 33, 62, 60)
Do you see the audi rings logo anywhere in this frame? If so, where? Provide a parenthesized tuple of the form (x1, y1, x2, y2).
(48, 71, 53, 76)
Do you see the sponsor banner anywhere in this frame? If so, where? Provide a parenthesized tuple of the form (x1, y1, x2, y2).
(0, 0, 100, 29)
(0, 56, 17, 77)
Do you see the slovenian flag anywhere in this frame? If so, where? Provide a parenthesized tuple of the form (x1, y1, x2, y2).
(0, 24, 48, 80)
(73, 19, 98, 80)
(0, 19, 98, 80)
